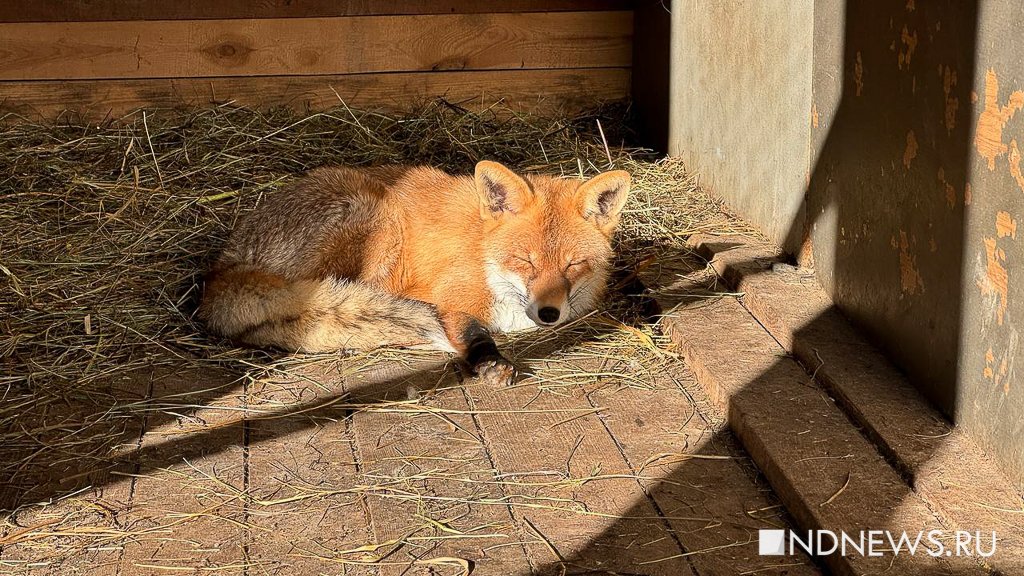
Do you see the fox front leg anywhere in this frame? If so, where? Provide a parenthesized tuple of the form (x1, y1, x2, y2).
(463, 322, 519, 386)
(441, 311, 518, 386)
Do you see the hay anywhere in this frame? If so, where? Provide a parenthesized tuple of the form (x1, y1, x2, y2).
(0, 99, 752, 572)
(1, 100, 735, 398)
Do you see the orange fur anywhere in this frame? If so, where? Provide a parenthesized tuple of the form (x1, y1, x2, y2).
(198, 161, 631, 369)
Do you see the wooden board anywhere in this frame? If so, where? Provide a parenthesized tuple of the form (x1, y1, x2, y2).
(0, 389, 142, 575)
(0, 307, 822, 574)
(0, 1, 633, 22)
(689, 233, 1024, 574)
(118, 370, 249, 574)
(0, 12, 632, 81)
(0, 68, 630, 120)
(583, 373, 821, 575)
(463, 380, 694, 575)
(347, 363, 534, 575)
(244, 367, 376, 575)
(662, 296, 983, 575)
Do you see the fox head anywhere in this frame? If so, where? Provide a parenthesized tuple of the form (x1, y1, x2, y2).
(475, 160, 631, 331)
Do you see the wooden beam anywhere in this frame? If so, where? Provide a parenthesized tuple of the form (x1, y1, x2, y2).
(662, 296, 981, 575)
(0, 1, 634, 22)
(0, 68, 631, 120)
(688, 233, 1024, 573)
(0, 12, 632, 81)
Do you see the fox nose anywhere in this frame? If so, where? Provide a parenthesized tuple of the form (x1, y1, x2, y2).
(537, 306, 561, 325)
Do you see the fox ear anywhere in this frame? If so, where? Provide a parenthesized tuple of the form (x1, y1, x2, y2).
(577, 170, 630, 230)
(475, 160, 533, 216)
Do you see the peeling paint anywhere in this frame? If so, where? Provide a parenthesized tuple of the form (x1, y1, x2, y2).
(965, 182, 973, 206)
(943, 65, 958, 133)
(854, 51, 864, 96)
(996, 211, 1018, 239)
(984, 347, 998, 382)
(906, 0, 915, 11)
(983, 345, 1012, 395)
(898, 26, 918, 70)
(979, 237, 1009, 325)
(937, 167, 956, 208)
(811, 103, 819, 128)
(974, 68, 1024, 170)
(899, 231, 925, 295)
(1010, 139, 1024, 194)
(903, 130, 918, 169)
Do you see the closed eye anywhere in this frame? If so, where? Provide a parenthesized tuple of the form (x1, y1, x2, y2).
(565, 259, 587, 271)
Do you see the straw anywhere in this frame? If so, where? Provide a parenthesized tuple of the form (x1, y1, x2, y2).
(0, 99, 754, 572)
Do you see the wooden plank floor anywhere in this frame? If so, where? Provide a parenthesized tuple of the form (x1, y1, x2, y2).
(1, 255, 820, 575)
(1, 349, 818, 575)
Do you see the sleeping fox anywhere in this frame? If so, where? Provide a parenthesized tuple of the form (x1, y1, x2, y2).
(198, 160, 631, 385)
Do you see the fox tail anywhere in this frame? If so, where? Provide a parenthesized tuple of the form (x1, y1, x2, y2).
(198, 264, 453, 353)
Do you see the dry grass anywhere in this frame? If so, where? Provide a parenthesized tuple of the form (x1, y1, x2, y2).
(0, 100, 741, 401)
(0, 100, 757, 573)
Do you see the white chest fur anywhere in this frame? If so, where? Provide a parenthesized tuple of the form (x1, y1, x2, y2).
(484, 261, 537, 333)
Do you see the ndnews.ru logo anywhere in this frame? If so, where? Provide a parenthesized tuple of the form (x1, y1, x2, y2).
(759, 529, 997, 558)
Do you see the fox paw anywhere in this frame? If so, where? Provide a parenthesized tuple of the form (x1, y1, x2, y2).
(472, 355, 518, 386)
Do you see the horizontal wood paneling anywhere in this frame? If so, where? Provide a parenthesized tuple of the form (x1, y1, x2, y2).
(0, 1, 634, 22)
(0, 12, 632, 81)
(0, 3, 634, 120)
(0, 68, 631, 119)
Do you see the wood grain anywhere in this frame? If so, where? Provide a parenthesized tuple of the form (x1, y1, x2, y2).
(0, 68, 630, 120)
(464, 380, 692, 575)
(662, 296, 981, 575)
(0, 12, 632, 81)
(583, 371, 821, 575)
(0, 0, 633, 22)
(346, 362, 533, 575)
(244, 368, 375, 575)
(120, 370, 248, 574)
(689, 233, 1024, 574)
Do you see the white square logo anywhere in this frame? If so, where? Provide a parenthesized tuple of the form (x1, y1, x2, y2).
(759, 529, 787, 555)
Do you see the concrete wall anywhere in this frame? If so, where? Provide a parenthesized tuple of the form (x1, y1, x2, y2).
(669, 0, 1024, 489)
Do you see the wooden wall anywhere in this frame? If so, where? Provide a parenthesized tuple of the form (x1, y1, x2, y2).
(0, 1, 633, 119)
